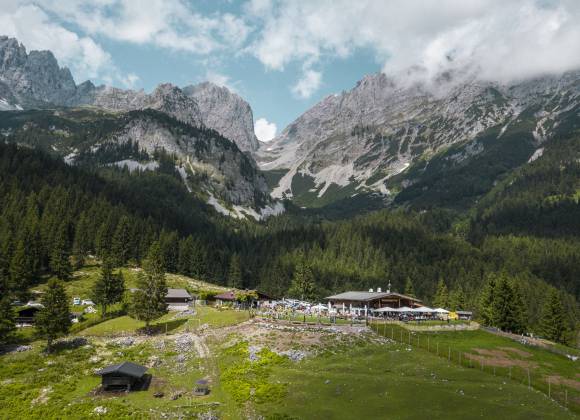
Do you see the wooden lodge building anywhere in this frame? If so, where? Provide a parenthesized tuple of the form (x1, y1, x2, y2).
(325, 289, 422, 311)
(96, 362, 148, 392)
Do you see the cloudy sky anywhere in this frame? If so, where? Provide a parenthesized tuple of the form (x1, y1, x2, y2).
(2, 0, 580, 141)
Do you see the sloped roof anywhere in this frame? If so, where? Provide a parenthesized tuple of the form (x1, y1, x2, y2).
(325, 291, 421, 302)
(166, 288, 192, 299)
(214, 291, 236, 300)
(96, 362, 147, 378)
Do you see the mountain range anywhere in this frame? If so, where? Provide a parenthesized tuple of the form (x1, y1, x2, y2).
(1, 35, 579, 217)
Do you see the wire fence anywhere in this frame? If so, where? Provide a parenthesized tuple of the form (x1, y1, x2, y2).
(369, 320, 579, 414)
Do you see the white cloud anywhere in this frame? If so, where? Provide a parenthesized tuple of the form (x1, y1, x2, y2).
(0, 2, 114, 82)
(292, 68, 322, 99)
(248, 0, 580, 84)
(254, 117, 277, 142)
(36, 0, 251, 55)
(205, 71, 238, 93)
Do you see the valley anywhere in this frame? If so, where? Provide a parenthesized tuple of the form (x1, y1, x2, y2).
(0, 26, 579, 420)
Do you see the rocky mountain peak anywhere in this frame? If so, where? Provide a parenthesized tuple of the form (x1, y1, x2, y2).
(183, 82, 259, 152)
(0, 36, 76, 108)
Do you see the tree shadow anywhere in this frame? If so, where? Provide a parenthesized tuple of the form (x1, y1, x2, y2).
(136, 318, 188, 335)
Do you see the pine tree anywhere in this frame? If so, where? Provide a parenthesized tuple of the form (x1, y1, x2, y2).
(510, 280, 527, 334)
(49, 222, 72, 280)
(289, 257, 316, 301)
(479, 274, 497, 326)
(228, 253, 242, 289)
(190, 239, 207, 279)
(404, 277, 416, 298)
(433, 278, 449, 308)
(72, 213, 90, 269)
(177, 236, 194, 276)
(492, 274, 525, 333)
(540, 289, 569, 344)
(450, 286, 467, 311)
(129, 242, 168, 330)
(92, 259, 125, 318)
(35, 279, 71, 352)
(0, 297, 15, 343)
(111, 216, 131, 267)
(9, 240, 33, 299)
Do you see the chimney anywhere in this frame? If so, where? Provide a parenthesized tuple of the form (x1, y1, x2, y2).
(377, 287, 382, 293)
(369, 288, 374, 293)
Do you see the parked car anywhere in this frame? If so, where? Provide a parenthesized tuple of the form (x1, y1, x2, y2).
(73, 297, 81, 305)
(81, 299, 95, 306)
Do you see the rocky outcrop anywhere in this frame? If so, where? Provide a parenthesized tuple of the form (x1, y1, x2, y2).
(72, 82, 203, 127)
(183, 82, 259, 152)
(0, 36, 76, 108)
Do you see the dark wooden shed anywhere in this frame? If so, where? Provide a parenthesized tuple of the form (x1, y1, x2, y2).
(96, 362, 148, 391)
(15, 306, 41, 325)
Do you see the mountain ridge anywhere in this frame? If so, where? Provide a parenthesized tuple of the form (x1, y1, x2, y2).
(0, 36, 258, 152)
(257, 70, 580, 208)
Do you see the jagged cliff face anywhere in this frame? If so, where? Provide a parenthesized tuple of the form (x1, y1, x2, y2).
(256, 71, 580, 206)
(183, 82, 259, 152)
(0, 36, 76, 109)
(0, 36, 256, 152)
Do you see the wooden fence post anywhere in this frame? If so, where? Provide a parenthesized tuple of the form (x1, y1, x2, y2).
(527, 369, 531, 390)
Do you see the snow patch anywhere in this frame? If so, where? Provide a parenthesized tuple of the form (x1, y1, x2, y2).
(528, 147, 544, 163)
(64, 152, 77, 165)
(112, 159, 159, 172)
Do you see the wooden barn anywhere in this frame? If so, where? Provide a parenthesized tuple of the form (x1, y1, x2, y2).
(96, 362, 148, 391)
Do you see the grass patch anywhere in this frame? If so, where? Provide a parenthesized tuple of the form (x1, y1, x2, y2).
(259, 341, 573, 419)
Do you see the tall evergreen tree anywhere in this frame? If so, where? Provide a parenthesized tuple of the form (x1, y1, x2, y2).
(111, 216, 132, 267)
(289, 257, 316, 301)
(479, 274, 497, 326)
(35, 279, 71, 352)
(540, 289, 569, 344)
(9, 240, 33, 299)
(404, 277, 416, 298)
(178, 235, 194, 276)
(92, 259, 125, 318)
(72, 212, 91, 269)
(433, 278, 449, 308)
(0, 297, 15, 343)
(492, 275, 526, 334)
(49, 222, 72, 280)
(228, 253, 242, 289)
(450, 286, 467, 311)
(130, 242, 168, 330)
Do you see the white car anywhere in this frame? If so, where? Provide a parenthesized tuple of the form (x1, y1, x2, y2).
(73, 297, 81, 305)
(81, 299, 95, 306)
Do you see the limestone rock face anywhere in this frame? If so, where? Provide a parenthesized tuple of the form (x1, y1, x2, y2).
(0, 36, 76, 108)
(184, 82, 259, 152)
